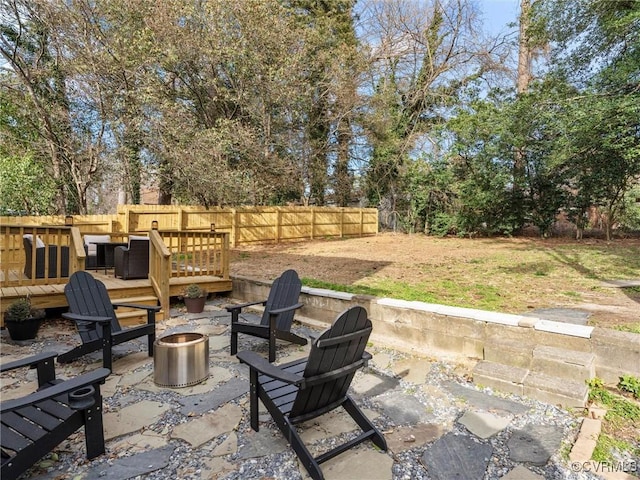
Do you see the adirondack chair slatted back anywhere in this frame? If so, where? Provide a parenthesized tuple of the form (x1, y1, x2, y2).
(64, 271, 122, 339)
(289, 306, 371, 420)
(260, 269, 302, 331)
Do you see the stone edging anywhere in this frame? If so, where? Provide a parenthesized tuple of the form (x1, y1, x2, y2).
(231, 275, 640, 385)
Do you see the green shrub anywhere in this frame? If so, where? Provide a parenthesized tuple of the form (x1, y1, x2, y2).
(4, 297, 45, 322)
(183, 284, 206, 298)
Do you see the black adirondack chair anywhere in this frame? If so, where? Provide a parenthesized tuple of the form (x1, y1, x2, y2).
(1, 352, 109, 480)
(58, 271, 160, 370)
(226, 269, 307, 362)
(237, 306, 387, 480)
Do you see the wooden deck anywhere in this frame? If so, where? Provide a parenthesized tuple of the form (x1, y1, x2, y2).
(1, 226, 232, 326)
(1, 271, 232, 326)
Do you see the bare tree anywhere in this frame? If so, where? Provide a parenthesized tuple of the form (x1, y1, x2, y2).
(357, 0, 511, 206)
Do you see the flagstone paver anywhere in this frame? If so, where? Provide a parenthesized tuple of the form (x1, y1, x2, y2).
(507, 425, 565, 466)
(385, 423, 445, 453)
(193, 324, 228, 336)
(318, 447, 394, 480)
(444, 380, 530, 414)
(1, 379, 39, 400)
(109, 431, 168, 453)
(171, 403, 241, 447)
(208, 333, 231, 351)
(236, 428, 290, 458)
(371, 351, 394, 370)
(422, 431, 494, 480)
(110, 351, 153, 375)
(391, 357, 433, 384)
(458, 410, 512, 439)
(376, 392, 436, 425)
(85, 445, 175, 480)
(299, 407, 380, 444)
(101, 374, 121, 396)
(211, 432, 238, 456)
(178, 377, 248, 415)
(421, 383, 456, 406)
(201, 457, 236, 478)
(351, 371, 400, 398)
(500, 465, 545, 479)
(139, 365, 232, 395)
(103, 400, 172, 440)
(118, 368, 152, 387)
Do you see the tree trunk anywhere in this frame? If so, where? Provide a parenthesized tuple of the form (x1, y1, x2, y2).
(513, 0, 533, 232)
(517, 0, 532, 94)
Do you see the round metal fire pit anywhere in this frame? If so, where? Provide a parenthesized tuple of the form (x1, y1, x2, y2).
(154, 333, 209, 388)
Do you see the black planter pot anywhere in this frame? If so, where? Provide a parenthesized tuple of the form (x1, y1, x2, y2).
(184, 297, 206, 314)
(5, 316, 42, 341)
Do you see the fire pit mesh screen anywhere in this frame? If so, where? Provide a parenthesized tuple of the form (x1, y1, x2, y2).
(154, 333, 209, 388)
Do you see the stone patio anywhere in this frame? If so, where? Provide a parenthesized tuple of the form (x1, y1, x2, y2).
(0, 299, 620, 479)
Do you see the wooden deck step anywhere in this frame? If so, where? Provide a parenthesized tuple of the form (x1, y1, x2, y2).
(115, 295, 160, 306)
(116, 310, 164, 327)
(113, 295, 161, 327)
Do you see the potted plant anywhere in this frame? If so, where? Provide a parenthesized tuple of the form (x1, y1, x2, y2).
(183, 284, 207, 313)
(4, 297, 45, 341)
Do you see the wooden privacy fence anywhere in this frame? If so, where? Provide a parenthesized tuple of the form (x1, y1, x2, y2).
(0, 206, 378, 247)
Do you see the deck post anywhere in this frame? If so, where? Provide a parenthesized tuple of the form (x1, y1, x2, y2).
(148, 230, 171, 320)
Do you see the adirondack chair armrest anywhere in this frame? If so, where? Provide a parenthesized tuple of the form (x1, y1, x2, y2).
(113, 303, 162, 312)
(1, 368, 110, 413)
(0, 351, 57, 373)
(62, 312, 112, 325)
(362, 351, 372, 366)
(225, 300, 267, 313)
(267, 302, 304, 316)
(237, 351, 305, 386)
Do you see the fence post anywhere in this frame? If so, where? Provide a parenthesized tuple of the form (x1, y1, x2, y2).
(231, 208, 238, 248)
(124, 209, 131, 234)
(178, 208, 185, 230)
(222, 232, 230, 278)
(275, 208, 281, 243)
(311, 208, 315, 240)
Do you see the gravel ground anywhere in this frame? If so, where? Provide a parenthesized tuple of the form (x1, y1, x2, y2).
(2, 299, 636, 480)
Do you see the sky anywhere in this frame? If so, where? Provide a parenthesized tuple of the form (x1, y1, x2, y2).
(480, 0, 520, 35)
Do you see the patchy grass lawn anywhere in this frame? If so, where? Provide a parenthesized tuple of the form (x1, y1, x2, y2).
(230, 233, 640, 331)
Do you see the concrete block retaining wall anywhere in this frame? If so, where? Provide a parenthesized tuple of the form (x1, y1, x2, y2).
(231, 276, 640, 385)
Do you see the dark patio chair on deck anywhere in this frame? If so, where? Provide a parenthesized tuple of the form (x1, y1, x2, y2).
(58, 271, 160, 370)
(226, 269, 307, 362)
(83, 234, 111, 270)
(23, 235, 69, 279)
(1, 352, 109, 480)
(114, 236, 150, 280)
(237, 306, 387, 480)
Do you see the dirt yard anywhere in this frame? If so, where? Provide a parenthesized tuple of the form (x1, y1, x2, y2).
(229, 232, 640, 331)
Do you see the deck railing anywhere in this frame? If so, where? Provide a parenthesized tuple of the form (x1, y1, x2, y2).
(159, 230, 229, 279)
(0, 225, 85, 287)
(147, 229, 230, 317)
